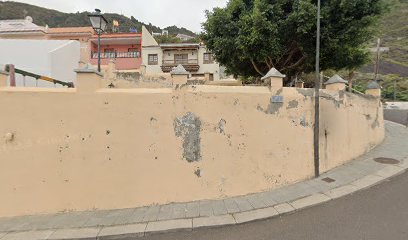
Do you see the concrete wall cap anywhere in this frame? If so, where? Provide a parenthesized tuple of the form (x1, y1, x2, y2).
(170, 64, 189, 75)
(325, 74, 347, 85)
(367, 81, 381, 89)
(261, 68, 286, 80)
(74, 64, 103, 77)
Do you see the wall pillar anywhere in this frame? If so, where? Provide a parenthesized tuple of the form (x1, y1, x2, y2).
(261, 68, 286, 89)
(0, 70, 8, 87)
(106, 59, 116, 80)
(171, 64, 189, 86)
(324, 74, 347, 91)
(295, 80, 304, 88)
(204, 72, 211, 81)
(365, 81, 381, 97)
(74, 64, 103, 93)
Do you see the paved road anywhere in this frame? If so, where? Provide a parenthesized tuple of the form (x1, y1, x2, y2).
(131, 111, 408, 240)
(384, 108, 408, 127)
(133, 171, 408, 240)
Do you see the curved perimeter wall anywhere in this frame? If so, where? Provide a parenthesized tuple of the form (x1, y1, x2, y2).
(0, 85, 384, 217)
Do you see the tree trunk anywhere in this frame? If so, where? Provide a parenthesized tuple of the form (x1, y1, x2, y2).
(250, 59, 265, 76)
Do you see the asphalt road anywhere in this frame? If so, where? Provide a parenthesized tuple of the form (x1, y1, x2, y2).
(133, 111, 408, 240)
(384, 109, 408, 127)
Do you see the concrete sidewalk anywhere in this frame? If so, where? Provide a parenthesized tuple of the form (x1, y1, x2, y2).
(1, 121, 407, 240)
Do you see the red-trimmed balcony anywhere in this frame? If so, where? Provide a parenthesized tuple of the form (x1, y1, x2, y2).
(90, 51, 142, 70)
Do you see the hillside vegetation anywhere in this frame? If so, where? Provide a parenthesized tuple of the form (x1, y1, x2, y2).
(355, 0, 408, 101)
(0, 1, 196, 36)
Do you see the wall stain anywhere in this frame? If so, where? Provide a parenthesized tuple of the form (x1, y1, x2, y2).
(372, 108, 380, 129)
(174, 112, 202, 162)
(194, 168, 202, 177)
(300, 116, 309, 127)
(296, 88, 314, 98)
(320, 92, 344, 109)
(287, 100, 299, 109)
(218, 119, 227, 134)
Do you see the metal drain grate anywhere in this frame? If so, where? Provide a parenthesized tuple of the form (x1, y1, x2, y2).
(374, 157, 400, 165)
(322, 177, 336, 183)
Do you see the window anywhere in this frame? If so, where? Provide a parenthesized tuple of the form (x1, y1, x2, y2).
(174, 54, 188, 64)
(203, 53, 214, 64)
(148, 54, 158, 65)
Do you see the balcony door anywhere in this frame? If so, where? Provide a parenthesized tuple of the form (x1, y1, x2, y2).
(174, 54, 188, 65)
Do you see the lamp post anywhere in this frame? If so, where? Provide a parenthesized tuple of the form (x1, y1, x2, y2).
(88, 9, 108, 73)
(314, 0, 321, 178)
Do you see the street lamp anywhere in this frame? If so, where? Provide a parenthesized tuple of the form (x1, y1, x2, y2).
(314, 0, 321, 178)
(88, 9, 108, 72)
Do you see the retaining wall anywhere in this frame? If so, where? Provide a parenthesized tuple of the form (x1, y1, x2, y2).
(0, 84, 384, 217)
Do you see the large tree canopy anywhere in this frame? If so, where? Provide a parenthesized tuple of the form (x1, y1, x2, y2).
(202, 0, 387, 81)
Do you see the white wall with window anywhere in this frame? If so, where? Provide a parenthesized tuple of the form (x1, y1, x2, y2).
(198, 46, 221, 81)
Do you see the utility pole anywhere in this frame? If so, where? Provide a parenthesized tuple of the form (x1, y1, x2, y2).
(374, 38, 381, 82)
(314, 0, 321, 178)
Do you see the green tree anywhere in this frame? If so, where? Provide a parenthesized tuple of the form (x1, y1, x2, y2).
(202, 0, 388, 81)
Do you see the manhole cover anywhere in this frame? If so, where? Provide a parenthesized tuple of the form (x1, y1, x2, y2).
(322, 177, 336, 183)
(374, 157, 400, 165)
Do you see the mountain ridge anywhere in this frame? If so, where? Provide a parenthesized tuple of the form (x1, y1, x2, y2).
(0, 1, 197, 36)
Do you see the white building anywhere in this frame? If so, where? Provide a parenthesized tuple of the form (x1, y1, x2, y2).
(0, 39, 80, 87)
(141, 26, 221, 81)
(176, 33, 194, 41)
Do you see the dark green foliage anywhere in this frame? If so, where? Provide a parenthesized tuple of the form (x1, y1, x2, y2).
(0, 1, 196, 35)
(202, 0, 388, 81)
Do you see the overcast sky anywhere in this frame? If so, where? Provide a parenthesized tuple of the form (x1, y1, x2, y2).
(14, 0, 228, 32)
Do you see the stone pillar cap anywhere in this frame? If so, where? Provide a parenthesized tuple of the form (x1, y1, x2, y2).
(324, 74, 347, 85)
(74, 63, 103, 77)
(367, 80, 381, 89)
(261, 68, 286, 80)
(170, 64, 189, 75)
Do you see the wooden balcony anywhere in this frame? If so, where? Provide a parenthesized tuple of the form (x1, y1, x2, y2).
(161, 59, 200, 73)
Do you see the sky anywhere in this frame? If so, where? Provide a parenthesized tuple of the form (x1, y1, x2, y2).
(14, 0, 229, 33)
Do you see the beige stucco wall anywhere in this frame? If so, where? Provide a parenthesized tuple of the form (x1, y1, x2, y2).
(0, 84, 384, 217)
(319, 90, 385, 172)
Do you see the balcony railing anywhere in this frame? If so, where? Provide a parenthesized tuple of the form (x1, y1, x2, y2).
(91, 51, 141, 59)
(161, 59, 200, 72)
(162, 59, 199, 65)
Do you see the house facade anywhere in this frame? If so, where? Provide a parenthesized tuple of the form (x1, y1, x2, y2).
(89, 33, 142, 71)
(142, 26, 221, 80)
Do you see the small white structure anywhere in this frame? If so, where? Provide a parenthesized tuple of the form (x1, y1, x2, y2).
(176, 33, 194, 41)
(0, 39, 80, 87)
(0, 16, 47, 39)
(141, 26, 221, 81)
